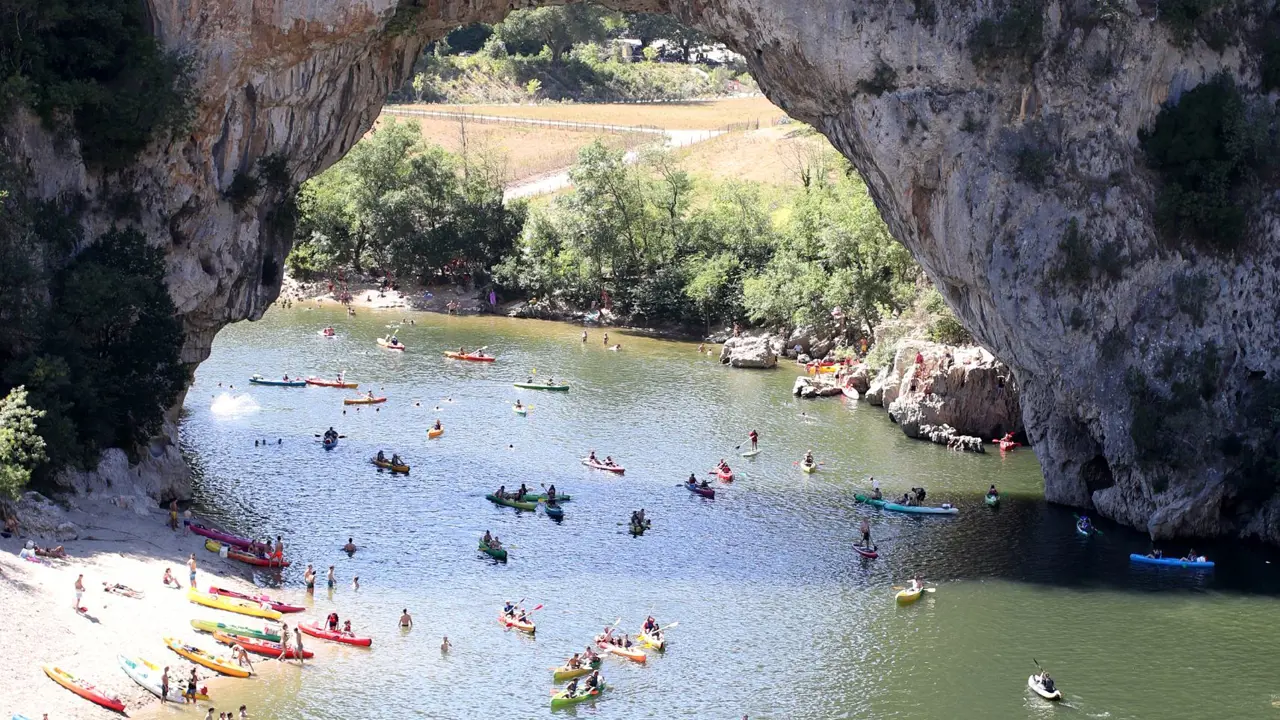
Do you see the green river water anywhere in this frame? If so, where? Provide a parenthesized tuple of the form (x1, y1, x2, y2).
(150, 305, 1280, 719)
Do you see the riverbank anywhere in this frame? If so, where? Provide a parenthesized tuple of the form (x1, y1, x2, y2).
(0, 494, 272, 719)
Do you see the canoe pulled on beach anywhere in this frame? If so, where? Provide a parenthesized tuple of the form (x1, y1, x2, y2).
(187, 588, 283, 620)
(42, 665, 126, 714)
(190, 619, 281, 643)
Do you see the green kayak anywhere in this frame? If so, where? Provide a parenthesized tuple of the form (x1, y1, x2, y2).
(525, 493, 571, 503)
(514, 382, 570, 392)
(190, 619, 281, 643)
(550, 682, 605, 708)
(486, 493, 538, 511)
(855, 494, 887, 508)
(985, 494, 1000, 507)
(479, 540, 508, 562)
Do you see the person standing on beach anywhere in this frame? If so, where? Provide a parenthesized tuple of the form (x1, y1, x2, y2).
(74, 574, 84, 611)
(304, 564, 316, 593)
(293, 626, 306, 666)
(160, 666, 170, 702)
(327, 565, 336, 589)
(186, 667, 198, 703)
(276, 623, 290, 662)
(400, 609, 413, 628)
(188, 553, 198, 588)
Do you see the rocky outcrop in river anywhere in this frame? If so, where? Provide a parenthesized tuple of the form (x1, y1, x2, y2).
(719, 335, 779, 369)
(5, 1, 1279, 543)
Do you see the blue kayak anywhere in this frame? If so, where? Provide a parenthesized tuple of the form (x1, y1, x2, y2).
(544, 504, 565, 519)
(1129, 553, 1214, 569)
(323, 437, 338, 450)
(250, 376, 306, 387)
(855, 494, 958, 515)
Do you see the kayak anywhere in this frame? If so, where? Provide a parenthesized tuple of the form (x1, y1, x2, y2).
(444, 351, 495, 362)
(306, 377, 358, 389)
(895, 587, 923, 604)
(249, 376, 306, 387)
(985, 494, 1000, 507)
(629, 522, 648, 536)
(544, 504, 565, 520)
(119, 655, 208, 702)
(188, 588, 283, 620)
(636, 630, 666, 651)
(479, 541, 508, 562)
(993, 438, 1022, 451)
(550, 682, 605, 708)
(513, 405, 528, 415)
(487, 493, 538, 511)
(513, 382, 569, 391)
(343, 396, 386, 405)
(42, 665, 126, 714)
(853, 545, 879, 559)
(191, 619, 281, 643)
(741, 449, 760, 458)
(1028, 674, 1063, 701)
(372, 457, 410, 474)
(716, 468, 734, 482)
(227, 547, 289, 568)
(855, 494, 959, 515)
(299, 621, 373, 646)
(213, 630, 313, 659)
(322, 436, 338, 450)
(1076, 520, 1096, 536)
(552, 658, 601, 682)
(842, 385, 859, 399)
(377, 337, 406, 351)
(597, 640, 646, 663)
(428, 426, 444, 438)
(801, 461, 816, 474)
(1129, 553, 1215, 569)
(189, 522, 266, 552)
(685, 482, 715, 498)
(500, 613, 536, 634)
(208, 586, 303, 613)
(526, 493, 571, 503)
(582, 458, 625, 474)
(164, 636, 251, 677)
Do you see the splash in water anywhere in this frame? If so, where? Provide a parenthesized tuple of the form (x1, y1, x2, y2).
(211, 392, 260, 416)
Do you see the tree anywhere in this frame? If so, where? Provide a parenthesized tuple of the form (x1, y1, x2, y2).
(622, 13, 708, 61)
(0, 385, 46, 499)
(495, 4, 613, 62)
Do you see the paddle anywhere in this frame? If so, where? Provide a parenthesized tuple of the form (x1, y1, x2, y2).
(313, 434, 347, 438)
(891, 585, 936, 593)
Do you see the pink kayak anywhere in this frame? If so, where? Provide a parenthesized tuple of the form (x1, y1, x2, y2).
(581, 458, 625, 474)
(188, 523, 267, 552)
(299, 621, 372, 647)
(208, 586, 304, 613)
(853, 545, 879, 559)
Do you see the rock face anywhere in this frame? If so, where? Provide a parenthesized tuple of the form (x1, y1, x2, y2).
(886, 342, 1022, 443)
(719, 335, 778, 369)
(6, 1, 1280, 542)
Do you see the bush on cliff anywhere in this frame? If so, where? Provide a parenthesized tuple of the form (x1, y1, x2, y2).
(0, 386, 46, 500)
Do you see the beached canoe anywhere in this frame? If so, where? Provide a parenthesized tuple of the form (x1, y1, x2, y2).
(189, 522, 264, 552)
(372, 457, 410, 474)
(479, 540, 508, 561)
(208, 586, 303, 613)
(582, 458, 625, 474)
(190, 619, 281, 643)
(377, 337, 406, 351)
(855, 494, 959, 515)
(443, 351, 495, 362)
(486, 493, 538, 511)
(213, 630, 313, 659)
(187, 588, 283, 620)
(550, 682, 605, 708)
(513, 382, 569, 391)
(552, 658, 601, 682)
(42, 665, 126, 714)
(209, 542, 288, 568)
(428, 426, 444, 438)
(500, 613, 536, 634)
(1128, 553, 1215, 569)
(306, 377, 358, 389)
(119, 655, 209, 702)
(249, 376, 306, 387)
(685, 481, 715, 498)
(164, 637, 251, 677)
(343, 396, 386, 405)
(299, 621, 373, 646)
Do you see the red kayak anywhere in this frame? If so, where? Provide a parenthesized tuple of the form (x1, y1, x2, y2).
(443, 351, 495, 362)
(188, 522, 266, 552)
(685, 481, 715, 498)
(582, 458, 625, 474)
(209, 586, 304, 613)
(227, 548, 290, 568)
(715, 468, 734, 482)
(305, 377, 357, 389)
(992, 438, 1021, 451)
(300, 621, 372, 647)
(214, 630, 314, 659)
(853, 545, 879, 559)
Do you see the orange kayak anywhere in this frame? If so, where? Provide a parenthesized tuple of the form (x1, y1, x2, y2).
(596, 638, 646, 663)
(499, 613, 536, 634)
(344, 396, 387, 405)
(444, 351, 495, 362)
(42, 665, 126, 714)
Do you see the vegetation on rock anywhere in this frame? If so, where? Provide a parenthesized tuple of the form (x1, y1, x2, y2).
(0, 386, 46, 500)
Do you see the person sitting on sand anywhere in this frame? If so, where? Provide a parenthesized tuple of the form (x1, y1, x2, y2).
(163, 567, 182, 588)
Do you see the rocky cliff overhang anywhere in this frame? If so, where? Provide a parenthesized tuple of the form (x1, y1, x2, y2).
(7, 0, 1279, 543)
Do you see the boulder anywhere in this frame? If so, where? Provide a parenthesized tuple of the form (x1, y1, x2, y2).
(718, 335, 778, 369)
(885, 342, 1021, 440)
(865, 367, 889, 406)
(845, 364, 871, 395)
(918, 424, 986, 453)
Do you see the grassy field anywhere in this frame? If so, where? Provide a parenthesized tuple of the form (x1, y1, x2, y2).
(671, 125, 839, 187)
(389, 96, 785, 131)
(378, 115, 651, 184)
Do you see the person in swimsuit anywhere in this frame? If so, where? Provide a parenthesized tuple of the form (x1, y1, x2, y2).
(400, 609, 413, 628)
(327, 565, 336, 589)
(304, 564, 316, 592)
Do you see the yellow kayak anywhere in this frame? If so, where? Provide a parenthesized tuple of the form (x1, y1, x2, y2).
(636, 630, 666, 651)
(187, 588, 282, 620)
(164, 637, 251, 677)
(895, 587, 923, 604)
(801, 461, 817, 474)
(428, 426, 444, 438)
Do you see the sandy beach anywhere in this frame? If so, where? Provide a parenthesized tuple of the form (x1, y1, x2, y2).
(0, 495, 288, 719)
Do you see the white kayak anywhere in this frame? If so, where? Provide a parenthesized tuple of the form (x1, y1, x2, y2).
(741, 449, 760, 458)
(1027, 675, 1062, 701)
(119, 654, 188, 702)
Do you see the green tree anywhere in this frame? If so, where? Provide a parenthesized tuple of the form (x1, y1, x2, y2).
(0, 385, 46, 499)
(495, 4, 613, 62)
(623, 13, 709, 62)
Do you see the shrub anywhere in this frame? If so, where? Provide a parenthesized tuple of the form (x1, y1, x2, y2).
(225, 171, 261, 210)
(1014, 144, 1053, 188)
(1156, 0, 1225, 46)
(970, 0, 1046, 66)
(0, 386, 47, 500)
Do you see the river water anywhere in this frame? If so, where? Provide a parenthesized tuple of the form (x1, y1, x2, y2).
(164, 306, 1280, 719)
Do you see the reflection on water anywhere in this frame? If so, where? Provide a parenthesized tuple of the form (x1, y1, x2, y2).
(155, 306, 1280, 720)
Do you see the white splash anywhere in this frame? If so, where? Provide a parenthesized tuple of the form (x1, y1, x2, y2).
(211, 392, 260, 416)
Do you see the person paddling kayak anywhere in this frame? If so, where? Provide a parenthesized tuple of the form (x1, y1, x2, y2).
(987, 484, 999, 499)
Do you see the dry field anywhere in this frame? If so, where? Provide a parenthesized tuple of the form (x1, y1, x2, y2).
(391, 95, 784, 130)
(672, 124, 839, 186)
